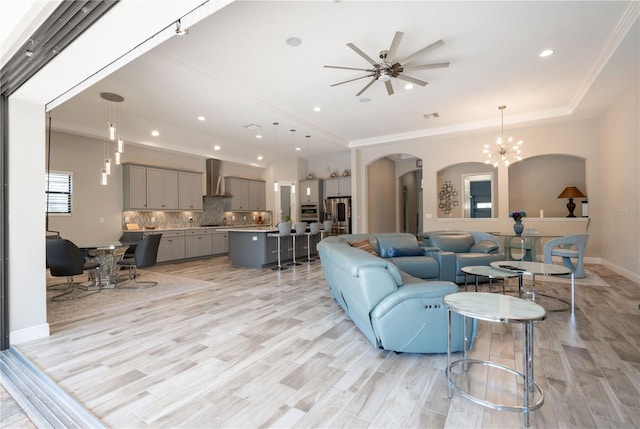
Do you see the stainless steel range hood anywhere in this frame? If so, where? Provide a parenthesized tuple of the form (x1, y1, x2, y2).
(205, 159, 232, 197)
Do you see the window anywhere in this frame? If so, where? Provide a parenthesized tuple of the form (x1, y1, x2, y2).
(45, 171, 73, 214)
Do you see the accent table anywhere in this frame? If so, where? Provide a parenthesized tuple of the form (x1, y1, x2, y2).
(491, 260, 576, 314)
(445, 292, 546, 427)
(460, 265, 521, 293)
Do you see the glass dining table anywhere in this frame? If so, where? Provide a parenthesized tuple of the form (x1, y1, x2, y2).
(78, 242, 136, 289)
(491, 233, 560, 262)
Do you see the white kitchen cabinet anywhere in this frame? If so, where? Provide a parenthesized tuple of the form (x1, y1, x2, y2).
(299, 180, 321, 203)
(179, 171, 203, 210)
(123, 164, 147, 209)
(324, 177, 351, 197)
(185, 228, 212, 258)
(155, 230, 185, 262)
(147, 167, 179, 210)
(224, 177, 266, 211)
(212, 231, 228, 254)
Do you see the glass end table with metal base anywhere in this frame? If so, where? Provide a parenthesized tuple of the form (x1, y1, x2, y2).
(461, 265, 522, 293)
(491, 261, 576, 314)
(445, 292, 546, 427)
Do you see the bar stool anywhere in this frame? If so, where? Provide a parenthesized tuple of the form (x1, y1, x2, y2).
(268, 221, 291, 271)
(321, 220, 333, 240)
(304, 222, 320, 263)
(288, 222, 307, 266)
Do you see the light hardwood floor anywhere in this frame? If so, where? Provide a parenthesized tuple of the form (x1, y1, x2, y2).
(11, 257, 640, 428)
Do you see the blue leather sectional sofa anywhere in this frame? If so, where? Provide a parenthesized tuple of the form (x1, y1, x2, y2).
(317, 233, 478, 354)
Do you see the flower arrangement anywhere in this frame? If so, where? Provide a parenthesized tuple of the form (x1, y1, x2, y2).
(510, 210, 527, 222)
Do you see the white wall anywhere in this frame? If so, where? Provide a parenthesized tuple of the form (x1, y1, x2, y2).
(367, 158, 395, 232)
(599, 81, 640, 279)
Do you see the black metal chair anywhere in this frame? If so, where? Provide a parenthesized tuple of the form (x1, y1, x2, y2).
(116, 234, 162, 288)
(46, 237, 101, 301)
(119, 231, 143, 258)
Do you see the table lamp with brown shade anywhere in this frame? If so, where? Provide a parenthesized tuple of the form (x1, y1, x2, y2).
(558, 186, 586, 217)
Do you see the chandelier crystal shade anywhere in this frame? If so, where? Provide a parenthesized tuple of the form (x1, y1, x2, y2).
(483, 105, 523, 167)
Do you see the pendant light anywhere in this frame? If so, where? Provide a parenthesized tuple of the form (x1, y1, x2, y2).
(100, 92, 125, 182)
(483, 105, 523, 167)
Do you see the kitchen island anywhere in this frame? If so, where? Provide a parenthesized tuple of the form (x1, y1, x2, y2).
(220, 226, 320, 268)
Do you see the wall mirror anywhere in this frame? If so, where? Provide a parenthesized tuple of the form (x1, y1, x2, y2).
(437, 163, 497, 218)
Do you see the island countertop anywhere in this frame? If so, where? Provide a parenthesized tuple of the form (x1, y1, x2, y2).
(216, 226, 277, 233)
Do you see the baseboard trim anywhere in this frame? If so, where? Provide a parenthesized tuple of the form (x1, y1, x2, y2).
(600, 259, 640, 283)
(10, 323, 50, 345)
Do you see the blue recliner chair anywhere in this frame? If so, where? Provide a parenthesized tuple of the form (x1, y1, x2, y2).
(543, 234, 589, 278)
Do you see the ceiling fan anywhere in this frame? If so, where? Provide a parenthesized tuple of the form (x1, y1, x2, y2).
(324, 31, 449, 96)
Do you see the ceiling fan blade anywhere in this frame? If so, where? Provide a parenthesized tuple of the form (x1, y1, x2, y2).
(403, 62, 450, 70)
(387, 31, 404, 60)
(395, 74, 428, 86)
(347, 43, 378, 66)
(385, 80, 394, 96)
(356, 78, 377, 96)
(324, 65, 375, 72)
(398, 39, 445, 66)
(331, 74, 375, 87)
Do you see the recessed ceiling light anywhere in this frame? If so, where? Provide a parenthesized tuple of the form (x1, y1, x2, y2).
(539, 49, 555, 57)
(313, 106, 321, 112)
(404, 84, 414, 90)
(214, 145, 221, 151)
(197, 116, 205, 121)
(360, 98, 371, 103)
(151, 130, 160, 137)
(286, 37, 302, 47)
(256, 134, 262, 139)
(257, 155, 263, 160)
(295, 147, 301, 151)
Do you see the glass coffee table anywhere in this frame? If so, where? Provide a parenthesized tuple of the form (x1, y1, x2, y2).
(461, 265, 521, 293)
(491, 260, 575, 314)
(445, 292, 546, 427)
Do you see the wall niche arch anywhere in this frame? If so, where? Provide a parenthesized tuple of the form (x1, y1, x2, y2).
(509, 154, 586, 217)
(437, 162, 498, 218)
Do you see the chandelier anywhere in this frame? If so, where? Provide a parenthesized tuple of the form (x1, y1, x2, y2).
(483, 105, 523, 167)
(100, 92, 125, 185)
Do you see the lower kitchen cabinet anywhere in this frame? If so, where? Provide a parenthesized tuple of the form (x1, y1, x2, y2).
(155, 230, 186, 263)
(186, 229, 212, 258)
(212, 231, 228, 254)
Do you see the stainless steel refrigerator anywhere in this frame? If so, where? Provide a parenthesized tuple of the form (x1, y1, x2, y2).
(324, 197, 351, 235)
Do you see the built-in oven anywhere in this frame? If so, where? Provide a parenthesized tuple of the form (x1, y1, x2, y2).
(300, 203, 319, 222)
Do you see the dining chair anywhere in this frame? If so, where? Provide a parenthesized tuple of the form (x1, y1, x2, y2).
(543, 234, 589, 278)
(46, 237, 101, 300)
(119, 231, 144, 258)
(116, 233, 162, 288)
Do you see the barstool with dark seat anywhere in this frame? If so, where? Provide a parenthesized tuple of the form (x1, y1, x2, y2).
(288, 222, 308, 266)
(304, 222, 320, 263)
(268, 221, 291, 271)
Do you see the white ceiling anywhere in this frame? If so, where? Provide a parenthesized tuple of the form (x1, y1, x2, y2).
(48, 1, 639, 167)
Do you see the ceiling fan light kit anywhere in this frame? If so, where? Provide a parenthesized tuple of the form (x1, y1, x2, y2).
(324, 31, 450, 96)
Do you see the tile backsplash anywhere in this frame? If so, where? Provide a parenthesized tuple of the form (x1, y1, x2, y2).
(122, 197, 272, 229)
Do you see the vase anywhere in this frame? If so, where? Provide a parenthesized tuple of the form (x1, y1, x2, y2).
(513, 220, 524, 236)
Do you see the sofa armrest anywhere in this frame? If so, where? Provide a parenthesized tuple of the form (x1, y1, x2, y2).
(470, 231, 502, 253)
(423, 250, 456, 282)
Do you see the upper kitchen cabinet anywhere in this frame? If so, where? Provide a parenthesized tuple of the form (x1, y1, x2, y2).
(146, 167, 179, 210)
(178, 171, 203, 210)
(248, 180, 266, 210)
(299, 180, 322, 203)
(325, 177, 351, 197)
(224, 177, 266, 211)
(123, 164, 147, 209)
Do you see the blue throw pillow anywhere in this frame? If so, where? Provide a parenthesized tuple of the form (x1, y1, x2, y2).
(387, 246, 424, 257)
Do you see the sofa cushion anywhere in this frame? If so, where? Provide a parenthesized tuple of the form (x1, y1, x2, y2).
(375, 234, 421, 258)
(349, 238, 378, 256)
(391, 256, 440, 280)
(387, 246, 424, 257)
(429, 233, 475, 253)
